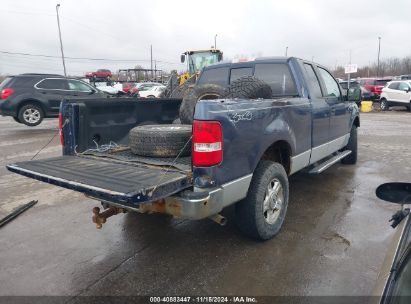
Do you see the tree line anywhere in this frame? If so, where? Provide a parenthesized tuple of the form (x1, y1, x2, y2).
(332, 56, 411, 79)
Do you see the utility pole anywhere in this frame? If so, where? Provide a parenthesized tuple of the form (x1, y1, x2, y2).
(214, 34, 217, 49)
(285, 46, 288, 56)
(377, 37, 381, 77)
(348, 49, 352, 90)
(150, 45, 153, 79)
(56, 4, 67, 77)
(367, 60, 371, 78)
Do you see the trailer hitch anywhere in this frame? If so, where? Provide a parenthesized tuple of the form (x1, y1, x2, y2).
(92, 206, 126, 229)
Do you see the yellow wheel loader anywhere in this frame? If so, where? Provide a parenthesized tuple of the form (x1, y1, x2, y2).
(163, 49, 223, 98)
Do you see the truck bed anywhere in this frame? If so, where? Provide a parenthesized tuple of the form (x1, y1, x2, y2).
(7, 152, 192, 207)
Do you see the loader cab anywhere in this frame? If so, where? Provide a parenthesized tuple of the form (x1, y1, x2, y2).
(181, 49, 223, 75)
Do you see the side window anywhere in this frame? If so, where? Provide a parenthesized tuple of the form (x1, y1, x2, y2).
(229, 67, 253, 83)
(197, 67, 229, 87)
(388, 82, 400, 90)
(67, 80, 93, 92)
(36, 79, 67, 90)
(398, 82, 410, 91)
(303, 63, 323, 98)
(254, 63, 297, 96)
(317, 67, 341, 98)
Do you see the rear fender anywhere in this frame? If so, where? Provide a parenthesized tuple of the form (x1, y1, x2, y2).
(192, 99, 299, 187)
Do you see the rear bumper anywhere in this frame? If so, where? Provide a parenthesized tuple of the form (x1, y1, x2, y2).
(0, 100, 17, 117)
(136, 174, 253, 219)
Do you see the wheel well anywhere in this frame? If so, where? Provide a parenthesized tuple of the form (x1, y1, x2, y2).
(261, 141, 292, 175)
(17, 99, 45, 116)
(353, 116, 360, 127)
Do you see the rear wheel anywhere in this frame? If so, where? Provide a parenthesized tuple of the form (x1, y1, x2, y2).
(235, 161, 289, 241)
(380, 98, 389, 111)
(18, 104, 44, 126)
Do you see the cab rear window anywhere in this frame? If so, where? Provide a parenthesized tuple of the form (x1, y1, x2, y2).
(254, 63, 297, 96)
(198, 63, 297, 96)
(197, 67, 229, 87)
(230, 68, 253, 83)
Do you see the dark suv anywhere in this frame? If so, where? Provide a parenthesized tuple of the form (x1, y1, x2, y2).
(0, 74, 105, 126)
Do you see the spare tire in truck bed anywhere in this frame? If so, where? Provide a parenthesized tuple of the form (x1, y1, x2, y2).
(179, 84, 226, 124)
(129, 125, 192, 157)
(226, 76, 272, 99)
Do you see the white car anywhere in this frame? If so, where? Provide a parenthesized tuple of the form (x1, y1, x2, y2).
(380, 80, 411, 111)
(135, 82, 163, 89)
(94, 82, 125, 95)
(138, 85, 166, 98)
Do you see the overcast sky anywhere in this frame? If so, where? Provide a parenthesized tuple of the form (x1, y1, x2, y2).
(0, 0, 409, 76)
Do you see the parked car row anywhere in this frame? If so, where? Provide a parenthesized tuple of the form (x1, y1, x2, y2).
(359, 78, 392, 100)
(338, 78, 392, 101)
(338, 76, 411, 111)
(95, 81, 165, 97)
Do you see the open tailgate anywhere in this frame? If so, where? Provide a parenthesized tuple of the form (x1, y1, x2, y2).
(7, 156, 191, 207)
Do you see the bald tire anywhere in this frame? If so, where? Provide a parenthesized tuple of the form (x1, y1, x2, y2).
(226, 76, 272, 99)
(235, 161, 289, 241)
(129, 124, 192, 157)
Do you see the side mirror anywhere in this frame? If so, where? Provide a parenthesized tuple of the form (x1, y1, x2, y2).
(376, 183, 411, 204)
(347, 87, 361, 102)
(406, 88, 411, 93)
(218, 53, 223, 61)
(180, 54, 185, 63)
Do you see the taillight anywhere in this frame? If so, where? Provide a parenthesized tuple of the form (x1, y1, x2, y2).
(192, 120, 223, 167)
(58, 113, 64, 146)
(0, 88, 14, 99)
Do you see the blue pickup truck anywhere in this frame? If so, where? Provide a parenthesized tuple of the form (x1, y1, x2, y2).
(7, 57, 360, 240)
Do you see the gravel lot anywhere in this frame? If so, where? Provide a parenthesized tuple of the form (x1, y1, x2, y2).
(0, 110, 410, 297)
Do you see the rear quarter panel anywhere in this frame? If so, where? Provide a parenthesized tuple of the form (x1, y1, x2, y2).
(193, 97, 312, 186)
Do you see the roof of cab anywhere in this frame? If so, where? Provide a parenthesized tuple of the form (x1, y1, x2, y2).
(203, 56, 302, 70)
